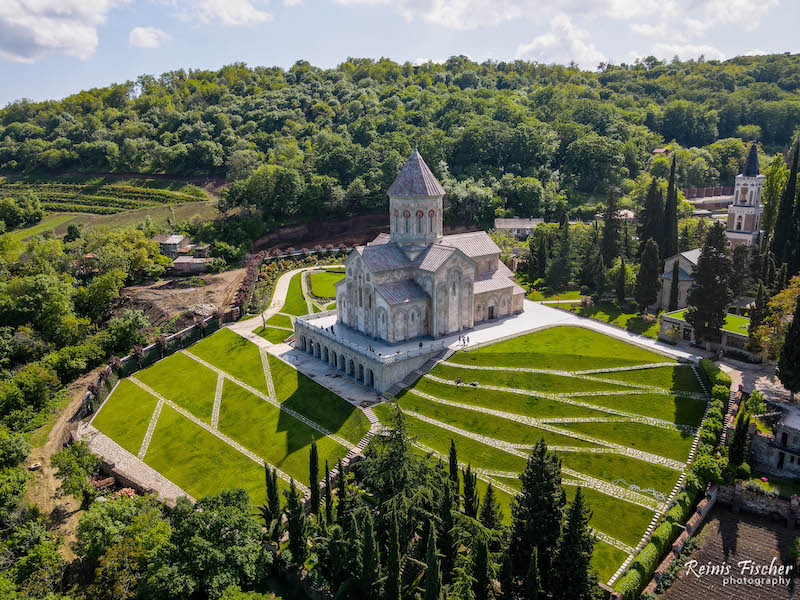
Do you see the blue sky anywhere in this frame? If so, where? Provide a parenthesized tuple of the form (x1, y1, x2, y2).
(1, 0, 798, 107)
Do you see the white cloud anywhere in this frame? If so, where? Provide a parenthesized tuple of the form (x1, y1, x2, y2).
(129, 26, 171, 48)
(629, 23, 670, 38)
(743, 48, 768, 56)
(650, 42, 726, 61)
(0, 0, 123, 63)
(517, 13, 606, 68)
(700, 0, 779, 31)
(172, 0, 272, 26)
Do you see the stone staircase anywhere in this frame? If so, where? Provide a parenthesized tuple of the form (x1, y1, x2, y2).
(384, 348, 453, 397)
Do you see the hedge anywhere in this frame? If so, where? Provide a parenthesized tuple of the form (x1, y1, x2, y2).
(700, 358, 733, 388)
(614, 522, 682, 599)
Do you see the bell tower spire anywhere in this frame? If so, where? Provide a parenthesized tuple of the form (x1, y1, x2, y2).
(387, 149, 445, 245)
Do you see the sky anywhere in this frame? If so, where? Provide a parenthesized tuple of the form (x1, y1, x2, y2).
(0, 0, 798, 107)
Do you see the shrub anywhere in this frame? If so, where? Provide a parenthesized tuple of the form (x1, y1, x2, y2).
(665, 491, 696, 524)
(746, 389, 767, 415)
(711, 384, 730, 403)
(579, 296, 594, 309)
(705, 406, 723, 422)
(700, 359, 732, 388)
(742, 478, 778, 498)
(614, 522, 681, 599)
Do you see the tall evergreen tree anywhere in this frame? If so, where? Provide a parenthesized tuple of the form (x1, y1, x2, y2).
(478, 483, 503, 531)
(778, 262, 789, 291)
(309, 440, 319, 514)
(527, 548, 540, 600)
(449, 439, 460, 498)
(385, 511, 401, 600)
(337, 458, 348, 526)
(324, 460, 333, 524)
(664, 154, 679, 259)
(438, 479, 456, 581)
(510, 439, 564, 589)
(285, 479, 308, 566)
(616, 256, 627, 305)
(634, 238, 661, 312)
(591, 251, 606, 298)
(424, 520, 441, 600)
(623, 219, 633, 259)
(748, 282, 768, 349)
(463, 464, 479, 519)
(749, 243, 763, 284)
(600, 188, 621, 265)
(686, 222, 733, 343)
(777, 294, 800, 402)
(536, 234, 548, 280)
(729, 409, 752, 466)
(695, 217, 707, 248)
(551, 488, 597, 600)
(546, 216, 572, 289)
(361, 512, 380, 599)
(263, 465, 282, 540)
(638, 179, 664, 256)
(500, 550, 513, 598)
(473, 538, 490, 600)
(679, 222, 692, 251)
(730, 245, 749, 313)
(763, 154, 790, 239)
(772, 142, 799, 265)
(668, 258, 681, 311)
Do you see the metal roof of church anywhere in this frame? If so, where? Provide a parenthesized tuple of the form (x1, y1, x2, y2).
(387, 149, 446, 197)
(355, 243, 411, 272)
(742, 142, 760, 177)
(375, 280, 428, 305)
(412, 245, 456, 271)
(438, 231, 501, 258)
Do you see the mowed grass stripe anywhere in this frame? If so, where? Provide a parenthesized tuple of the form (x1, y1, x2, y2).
(396, 391, 599, 448)
(255, 326, 293, 344)
(563, 485, 655, 549)
(431, 363, 630, 394)
(557, 450, 681, 495)
(572, 392, 707, 427)
(217, 380, 349, 484)
(309, 271, 344, 298)
(601, 365, 703, 394)
(269, 354, 369, 445)
(266, 313, 293, 328)
(448, 326, 672, 370)
(374, 403, 527, 474)
(282, 273, 309, 316)
(189, 328, 268, 394)
(145, 404, 270, 504)
(593, 541, 632, 584)
(412, 378, 612, 419)
(135, 351, 217, 424)
(91, 379, 158, 455)
(559, 421, 695, 463)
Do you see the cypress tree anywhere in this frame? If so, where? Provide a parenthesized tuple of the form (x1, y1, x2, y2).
(439, 475, 456, 580)
(309, 440, 319, 515)
(664, 154, 679, 259)
(473, 538, 490, 600)
(324, 460, 333, 524)
(266, 465, 281, 521)
(527, 547, 540, 600)
(285, 479, 308, 566)
(536, 234, 548, 279)
(448, 438, 460, 498)
(634, 238, 661, 312)
(551, 488, 597, 600)
(463, 464, 479, 519)
(623, 219, 632, 259)
(772, 142, 799, 266)
(761, 250, 776, 288)
(778, 262, 789, 291)
(385, 511, 401, 600)
(748, 282, 768, 350)
(638, 179, 664, 256)
(546, 216, 572, 289)
(731, 245, 749, 313)
(695, 217, 707, 248)
(616, 256, 627, 305)
(729, 409, 752, 466)
(424, 520, 441, 600)
(591, 251, 606, 298)
(510, 439, 564, 588)
(679, 222, 692, 252)
(600, 188, 621, 265)
(686, 222, 733, 343)
(337, 458, 348, 526)
(478, 483, 503, 531)
(668, 258, 681, 311)
(500, 550, 513, 598)
(749, 243, 763, 283)
(777, 294, 800, 402)
(361, 512, 380, 598)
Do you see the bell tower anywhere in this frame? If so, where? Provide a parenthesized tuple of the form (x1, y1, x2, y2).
(726, 142, 764, 247)
(387, 149, 445, 245)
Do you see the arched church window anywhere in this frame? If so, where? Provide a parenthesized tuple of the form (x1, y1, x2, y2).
(359, 288, 363, 307)
(451, 281, 456, 295)
(736, 216, 743, 231)
(417, 211, 423, 234)
(404, 210, 411, 233)
(429, 209, 435, 233)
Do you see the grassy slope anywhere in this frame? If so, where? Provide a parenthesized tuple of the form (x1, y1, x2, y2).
(91, 379, 158, 455)
(558, 421, 695, 462)
(669, 309, 750, 335)
(569, 392, 707, 427)
(558, 450, 680, 495)
(266, 314, 293, 328)
(145, 404, 268, 502)
(448, 326, 672, 371)
(189, 328, 268, 394)
(602, 365, 703, 394)
(569, 302, 661, 339)
(282, 273, 309, 316)
(309, 271, 344, 298)
(255, 326, 293, 344)
(135, 351, 218, 424)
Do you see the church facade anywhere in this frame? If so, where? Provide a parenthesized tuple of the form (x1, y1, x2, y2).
(292, 150, 525, 392)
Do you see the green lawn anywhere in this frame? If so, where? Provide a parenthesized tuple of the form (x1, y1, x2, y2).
(309, 271, 344, 298)
(217, 380, 349, 483)
(558, 451, 680, 495)
(558, 421, 695, 462)
(569, 302, 660, 339)
(5, 213, 79, 241)
(255, 326, 292, 344)
(145, 404, 269, 503)
(668, 309, 750, 336)
(412, 378, 612, 419)
(574, 392, 707, 427)
(564, 485, 655, 549)
(448, 326, 672, 371)
(135, 351, 218, 423)
(91, 379, 158, 455)
(282, 273, 309, 316)
(189, 328, 268, 394)
(431, 363, 630, 394)
(394, 391, 599, 448)
(528, 289, 583, 301)
(593, 541, 631, 584)
(603, 365, 703, 394)
(268, 354, 370, 445)
(326, 301, 337, 310)
(266, 313, 293, 328)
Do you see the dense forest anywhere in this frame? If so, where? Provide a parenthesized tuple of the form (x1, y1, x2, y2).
(2, 54, 800, 232)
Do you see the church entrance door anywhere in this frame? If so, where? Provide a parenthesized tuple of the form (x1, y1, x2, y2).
(488, 306, 495, 320)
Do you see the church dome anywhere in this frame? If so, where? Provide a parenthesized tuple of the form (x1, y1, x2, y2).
(387, 149, 445, 197)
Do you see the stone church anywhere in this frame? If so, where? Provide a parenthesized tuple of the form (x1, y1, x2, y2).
(335, 149, 524, 343)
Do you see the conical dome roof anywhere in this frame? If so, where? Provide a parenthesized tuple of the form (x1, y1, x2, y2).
(743, 142, 760, 177)
(387, 149, 445, 197)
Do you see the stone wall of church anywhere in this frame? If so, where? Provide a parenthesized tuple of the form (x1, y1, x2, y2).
(424, 256, 475, 337)
(473, 288, 514, 323)
(389, 196, 443, 244)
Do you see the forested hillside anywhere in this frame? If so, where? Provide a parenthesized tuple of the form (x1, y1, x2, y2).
(2, 54, 800, 229)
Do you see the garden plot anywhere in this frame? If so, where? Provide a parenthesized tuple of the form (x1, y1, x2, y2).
(91, 326, 371, 503)
(255, 272, 308, 343)
(377, 325, 706, 585)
